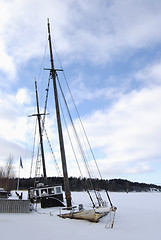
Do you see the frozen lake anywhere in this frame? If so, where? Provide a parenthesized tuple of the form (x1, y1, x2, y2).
(0, 191, 160, 240)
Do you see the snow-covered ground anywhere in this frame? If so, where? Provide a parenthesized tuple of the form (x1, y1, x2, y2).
(1, 191, 161, 240)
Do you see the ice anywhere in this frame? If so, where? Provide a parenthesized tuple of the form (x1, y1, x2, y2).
(0, 191, 161, 240)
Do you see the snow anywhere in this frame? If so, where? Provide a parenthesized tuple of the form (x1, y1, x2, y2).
(1, 191, 161, 240)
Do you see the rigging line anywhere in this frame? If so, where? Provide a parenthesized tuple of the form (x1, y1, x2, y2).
(54, 50, 102, 179)
(56, 67, 113, 207)
(59, 98, 84, 178)
(37, 72, 62, 177)
(32, 73, 50, 181)
(59, 98, 96, 209)
(51, 30, 102, 179)
(35, 145, 41, 179)
(37, 38, 48, 82)
(50, 34, 94, 176)
(78, 131, 96, 178)
(42, 73, 62, 177)
(50, 31, 62, 70)
(54, 49, 102, 179)
(51, 34, 112, 206)
(41, 73, 52, 132)
(65, 74, 102, 179)
(37, 40, 48, 106)
(56, 74, 92, 179)
(51, 38, 102, 178)
(56, 74, 102, 206)
(30, 118, 38, 178)
(43, 126, 62, 177)
(59, 95, 96, 209)
(25, 116, 30, 167)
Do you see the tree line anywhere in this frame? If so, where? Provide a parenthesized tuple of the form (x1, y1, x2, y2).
(1, 175, 161, 192)
(0, 156, 160, 192)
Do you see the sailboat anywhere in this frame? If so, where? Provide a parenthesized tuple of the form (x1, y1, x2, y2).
(28, 80, 64, 208)
(29, 19, 116, 225)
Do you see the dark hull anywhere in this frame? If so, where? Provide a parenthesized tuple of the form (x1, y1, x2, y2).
(41, 195, 65, 208)
(29, 193, 64, 207)
(0, 191, 8, 199)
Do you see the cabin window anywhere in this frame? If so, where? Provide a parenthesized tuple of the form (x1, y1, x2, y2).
(56, 186, 61, 194)
(41, 189, 48, 196)
(48, 188, 54, 194)
(36, 190, 39, 196)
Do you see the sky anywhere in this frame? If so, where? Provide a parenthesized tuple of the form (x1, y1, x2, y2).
(0, 0, 161, 185)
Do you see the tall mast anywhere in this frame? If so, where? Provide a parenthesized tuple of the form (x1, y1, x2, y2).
(35, 79, 47, 180)
(47, 19, 71, 208)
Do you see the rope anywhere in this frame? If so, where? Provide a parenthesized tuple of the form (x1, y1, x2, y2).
(60, 69, 113, 207)
(30, 118, 38, 178)
(44, 127, 62, 177)
(41, 74, 52, 133)
(48, 31, 113, 208)
(56, 74, 102, 206)
(48, 27, 95, 176)
(37, 37, 48, 82)
(59, 99, 84, 178)
(35, 145, 41, 179)
(41, 72, 62, 177)
(63, 72, 102, 179)
(37, 39, 48, 108)
(30, 38, 47, 179)
(56, 75, 92, 179)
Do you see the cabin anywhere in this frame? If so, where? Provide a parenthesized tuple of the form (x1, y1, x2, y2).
(28, 183, 64, 208)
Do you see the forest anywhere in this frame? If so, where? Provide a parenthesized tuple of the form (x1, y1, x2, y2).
(1, 176, 161, 192)
(0, 158, 160, 192)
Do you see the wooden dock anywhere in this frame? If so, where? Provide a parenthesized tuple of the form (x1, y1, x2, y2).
(0, 199, 31, 213)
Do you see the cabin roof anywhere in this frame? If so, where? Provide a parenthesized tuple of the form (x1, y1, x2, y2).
(29, 185, 62, 190)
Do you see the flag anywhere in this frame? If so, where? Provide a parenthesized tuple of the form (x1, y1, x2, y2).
(20, 157, 23, 169)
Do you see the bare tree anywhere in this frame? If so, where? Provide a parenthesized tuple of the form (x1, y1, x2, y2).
(0, 166, 5, 178)
(4, 154, 15, 179)
(0, 155, 16, 191)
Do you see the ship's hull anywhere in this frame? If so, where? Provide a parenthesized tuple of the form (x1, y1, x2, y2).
(59, 207, 111, 223)
(40, 195, 65, 208)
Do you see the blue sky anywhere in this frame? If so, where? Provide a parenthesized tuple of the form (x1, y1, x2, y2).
(0, 0, 161, 185)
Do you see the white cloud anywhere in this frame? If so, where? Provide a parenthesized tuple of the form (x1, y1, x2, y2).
(58, 0, 161, 64)
(0, 40, 15, 78)
(0, 138, 27, 162)
(0, 88, 33, 163)
(1, 0, 161, 80)
(135, 60, 161, 85)
(45, 84, 161, 180)
(16, 88, 32, 105)
(70, 81, 121, 105)
(80, 86, 161, 177)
